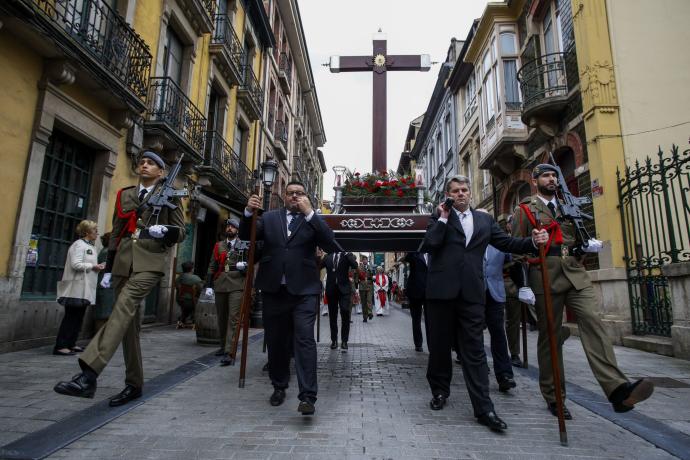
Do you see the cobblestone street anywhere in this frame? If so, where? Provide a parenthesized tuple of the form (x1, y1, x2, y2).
(1, 303, 689, 459)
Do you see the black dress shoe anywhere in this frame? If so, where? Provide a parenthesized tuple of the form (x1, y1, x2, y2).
(547, 402, 573, 420)
(498, 376, 517, 392)
(510, 355, 523, 367)
(363, 318, 367, 323)
(262, 362, 269, 372)
(54, 373, 96, 398)
(429, 394, 447, 411)
(214, 348, 225, 356)
(415, 346, 423, 352)
(368, 314, 373, 320)
(270, 389, 286, 406)
(341, 342, 348, 350)
(330, 341, 337, 350)
(109, 385, 142, 407)
(220, 355, 235, 366)
(298, 400, 315, 415)
(609, 379, 654, 413)
(477, 411, 507, 431)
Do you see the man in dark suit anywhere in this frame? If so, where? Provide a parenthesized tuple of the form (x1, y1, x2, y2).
(321, 251, 358, 350)
(420, 175, 548, 431)
(241, 181, 338, 416)
(403, 252, 429, 352)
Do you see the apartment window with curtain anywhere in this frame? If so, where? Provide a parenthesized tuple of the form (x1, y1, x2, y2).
(500, 31, 520, 109)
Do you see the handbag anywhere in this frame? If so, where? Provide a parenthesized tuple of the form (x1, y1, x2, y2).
(57, 297, 90, 308)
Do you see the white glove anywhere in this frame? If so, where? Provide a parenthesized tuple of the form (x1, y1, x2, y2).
(205, 288, 214, 297)
(582, 238, 603, 253)
(518, 287, 536, 306)
(100, 273, 112, 289)
(236, 261, 247, 271)
(148, 225, 168, 239)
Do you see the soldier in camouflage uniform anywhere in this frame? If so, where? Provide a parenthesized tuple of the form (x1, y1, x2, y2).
(511, 163, 654, 419)
(205, 218, 248, 366)
(356, 255, 374, 322)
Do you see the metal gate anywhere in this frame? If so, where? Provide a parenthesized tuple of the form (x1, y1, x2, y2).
(617, 145, 690, 336)
(21, 131, 94, 299)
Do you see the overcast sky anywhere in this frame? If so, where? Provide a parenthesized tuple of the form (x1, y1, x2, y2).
(298, 0, 490, 201)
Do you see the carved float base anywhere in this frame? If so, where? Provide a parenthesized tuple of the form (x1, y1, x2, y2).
(322, 213, 429, 252)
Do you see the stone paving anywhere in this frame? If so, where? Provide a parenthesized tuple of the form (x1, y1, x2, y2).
(0, 302, 683, 459)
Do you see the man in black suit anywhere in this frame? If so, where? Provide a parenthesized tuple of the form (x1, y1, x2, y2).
(420, 175, 548, 431)
(241, 181, 337, 416)
(403, 252, 429, 352)
(321, 251, 358, 350)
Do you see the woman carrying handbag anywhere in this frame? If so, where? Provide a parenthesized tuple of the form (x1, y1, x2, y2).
(54, 220, 104, 355)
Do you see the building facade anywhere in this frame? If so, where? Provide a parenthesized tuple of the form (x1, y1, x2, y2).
(398, 0, 690, 356)
(0, 0, 325, 352)
(259, 0, 326, 211)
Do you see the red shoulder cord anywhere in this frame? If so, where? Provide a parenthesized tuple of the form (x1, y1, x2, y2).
(518, 204, 563, 264)
(115, 188, 139, 247)
(212, 242, 228, 280)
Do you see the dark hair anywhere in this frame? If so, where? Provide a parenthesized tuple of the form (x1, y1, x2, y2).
(100, 232, 111, 248)
(286, 180, 306, 190)
(181, 261, 194, 273)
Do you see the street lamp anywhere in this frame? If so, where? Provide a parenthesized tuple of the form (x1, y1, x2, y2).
(251, 159, 279, 330)
(261, 159, 279, 210)
(332, 165, 346, 214)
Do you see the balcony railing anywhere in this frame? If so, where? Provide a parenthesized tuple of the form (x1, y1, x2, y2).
(147, 77, 207, 156)
(517, 51, 575, 112)
(275, 119, 289, 143)
(205, 131, 252, 196)
(463, 98, 478, 124)
(211, 14, 243, 84)
(28, 0, 152, 101)
(239, 64, 264, 119)
(278, 52, 292, 91)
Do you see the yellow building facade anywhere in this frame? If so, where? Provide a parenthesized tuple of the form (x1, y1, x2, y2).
(0, 0, 274, 351)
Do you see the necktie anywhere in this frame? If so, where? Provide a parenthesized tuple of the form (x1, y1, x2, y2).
(138, 188, 147, 202)
(333, 253, 340, 271)
(460, 211, 472, 245)
(547, 202, 557, 218)
(288, 212, 299, 233)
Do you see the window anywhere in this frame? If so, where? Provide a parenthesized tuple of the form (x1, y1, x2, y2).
(163, 27, 184, 85)
(443, 115, 451, 152)
(482, 49, 496, 125)
(500, 32, 520, 108)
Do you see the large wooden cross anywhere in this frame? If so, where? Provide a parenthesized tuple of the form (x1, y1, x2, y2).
(330, 31, 430, 173)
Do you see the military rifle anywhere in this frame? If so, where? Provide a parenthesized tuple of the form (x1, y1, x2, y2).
(140, 154, 188, 246)
(548, 153, 592, 253)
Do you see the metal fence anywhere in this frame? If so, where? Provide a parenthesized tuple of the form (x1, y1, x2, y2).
(617, 145, 690, 336)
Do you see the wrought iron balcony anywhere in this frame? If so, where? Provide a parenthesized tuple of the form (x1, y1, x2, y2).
(210, 14, 243, 86)
(146, 77, 207, 162)
(463, 98, 478, 125)
(274, 119, 289, 160)
(292, 155, 305, 181)
(517, 50, 579, 126)
(278, 52, 292, 94)
(238, 65, 263, 120)
(200, 131, 253, 199)
(22, 0, 152, 109)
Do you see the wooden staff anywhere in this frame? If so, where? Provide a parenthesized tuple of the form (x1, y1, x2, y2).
(228, 177, 262, 387)
(521, 302, 528, 368)
(535, 210, 568, 445)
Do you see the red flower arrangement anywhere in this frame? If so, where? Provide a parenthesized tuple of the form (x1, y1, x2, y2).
(343, 171, 417, 198)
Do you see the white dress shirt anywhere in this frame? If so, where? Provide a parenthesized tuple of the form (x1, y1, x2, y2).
(438, 207, 473, 246)
(138, 184, 154, 200)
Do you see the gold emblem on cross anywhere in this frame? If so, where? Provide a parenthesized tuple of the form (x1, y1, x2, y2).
(373, 54, 386, 67)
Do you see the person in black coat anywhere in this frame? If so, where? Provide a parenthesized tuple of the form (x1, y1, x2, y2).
(321, 251, 358, 350)
(240, 181, 338, 416)
(420, 175, 548, 431)
(403, 252, 429, 352)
